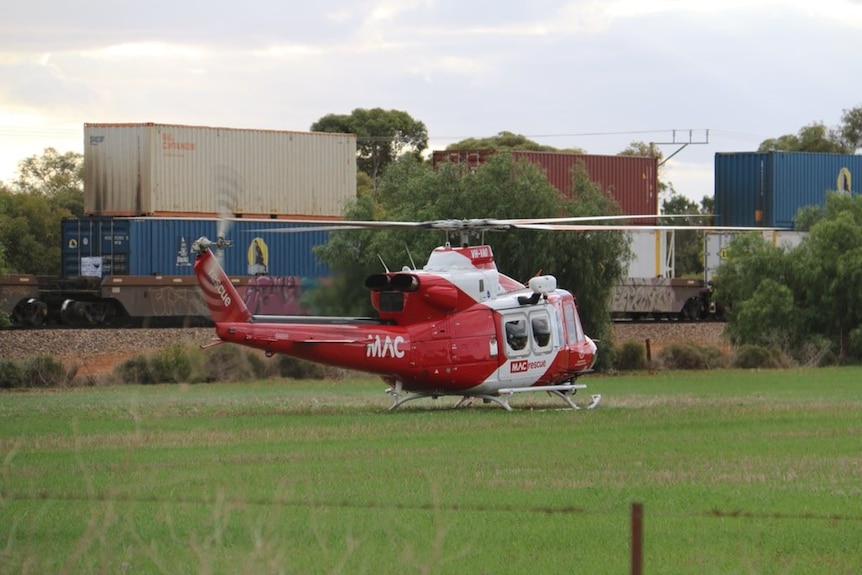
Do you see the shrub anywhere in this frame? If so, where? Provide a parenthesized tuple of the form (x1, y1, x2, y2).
(196, 344, 258, 382)
(23, 355, 69, 388)
(0, 360, 25, 389)
(115, 355, 155, 384)
(657, 343, 727, 370)
(792, 336, 835, 367)
(245, 352, 270, 380)
(615, 340, 648, 371)
(846, 327, 862, 363)
(149, 345, 192, 383)
(276, 356, 326, 380)
(732, 344, 787, 369)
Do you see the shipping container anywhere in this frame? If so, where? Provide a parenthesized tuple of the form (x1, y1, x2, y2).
(84, 123, 357, 217)
(432, 150, 659, 219)
(714, 151, 861, 227)
(62, 217, 330, 279)
(624, 230, 671, 278)
(703, 230, 806, 283)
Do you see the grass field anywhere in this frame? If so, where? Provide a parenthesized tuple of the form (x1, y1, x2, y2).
(1, 367, 861, 574)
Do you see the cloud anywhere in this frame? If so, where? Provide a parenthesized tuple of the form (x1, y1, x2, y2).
(2, 0, 861, 197)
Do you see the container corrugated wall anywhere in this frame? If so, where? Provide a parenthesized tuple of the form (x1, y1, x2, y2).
(62, 217, 330, 278)
(432, 150, 658, 218)
(84, 123, 357, 217)
(62, 217, 132, 277)
(625, 231, 669, 278)
(715, 152, 861, 227)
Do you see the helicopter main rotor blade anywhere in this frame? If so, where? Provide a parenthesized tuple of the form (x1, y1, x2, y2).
(242, 215, 788, 235)
(510, 223, 790, 232)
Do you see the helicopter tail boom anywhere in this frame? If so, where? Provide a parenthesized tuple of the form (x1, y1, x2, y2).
(193, 237, 253, 324)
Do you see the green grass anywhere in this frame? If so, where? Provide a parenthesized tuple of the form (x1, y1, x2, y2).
(2, 368, 862, 574)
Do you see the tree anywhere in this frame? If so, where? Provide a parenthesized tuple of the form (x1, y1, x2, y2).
(0, 188, 65, 274)
(0, 182, 8, 274)
(0, 148, 84, 275)
(309, 153, 630, 369)
(714, 232, 799, 349)
(14, 147, 84, 211)
(839, 104, 862, 151)
(311, 108, 428, 182)
(757, 121, 853, 153)
(715, 193, 862, 362)
(445, 131, 585, 154)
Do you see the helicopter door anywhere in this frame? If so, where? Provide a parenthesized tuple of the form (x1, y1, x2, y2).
(500, 310, 554, 383)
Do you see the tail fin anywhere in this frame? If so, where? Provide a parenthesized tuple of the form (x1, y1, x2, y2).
(193, 237, 252, 324)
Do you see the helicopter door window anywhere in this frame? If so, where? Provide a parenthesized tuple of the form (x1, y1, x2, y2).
(530, 313, 552, 351)
(504, 317, 529, 355)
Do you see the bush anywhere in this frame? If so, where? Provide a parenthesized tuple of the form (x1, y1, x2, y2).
(115, 346, 191, 384)
(111, 343, 332, 385)
(246, 352, 270, 380)
(0, 360, 25, 389)
(732, 344, 787, 369)
(196, 344, 258, 382)
(657, 343, 727, 370)
(792, 336, 835, 367)
(275, 355, 327, 380)
(149, 345, 192, 383)
(23, 355, 70, 387)
(846, 327, 862, 363)
(615, 340, 649, 371)
(115, 355, 155, 384)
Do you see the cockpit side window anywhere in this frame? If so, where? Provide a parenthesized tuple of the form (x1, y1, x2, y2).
(563, 303, 577, 346)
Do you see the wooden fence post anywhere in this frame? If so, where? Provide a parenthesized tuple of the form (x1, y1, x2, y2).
(631, 502, 643, 575)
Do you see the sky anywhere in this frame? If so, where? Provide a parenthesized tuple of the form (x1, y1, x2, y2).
(2, 0, 861, 205)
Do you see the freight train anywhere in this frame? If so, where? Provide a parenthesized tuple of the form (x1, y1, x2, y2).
(0, 224, 807, 327)
(1, 125, 857, 327)
(1, 216, 333, 327)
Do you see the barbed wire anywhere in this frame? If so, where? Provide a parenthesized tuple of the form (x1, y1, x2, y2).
(4, 491, 861, 522)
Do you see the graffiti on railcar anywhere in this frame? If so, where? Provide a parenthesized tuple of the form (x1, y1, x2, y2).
(244, 275, 312, 316)
(147, 286, 210, 317)
(611, 278, 675, 315)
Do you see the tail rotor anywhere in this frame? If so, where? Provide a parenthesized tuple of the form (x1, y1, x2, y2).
(214, 167, 241, 262)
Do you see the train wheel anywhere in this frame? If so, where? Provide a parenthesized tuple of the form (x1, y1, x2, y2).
(13, 299, 48, 327)
(84, 302, 116, 326)
(60, 300, 117, 326)
(681, 298, 702, 321)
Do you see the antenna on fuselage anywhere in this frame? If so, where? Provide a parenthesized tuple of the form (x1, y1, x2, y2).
(405, 246, 417, 270)
(377, 254, 390, 273)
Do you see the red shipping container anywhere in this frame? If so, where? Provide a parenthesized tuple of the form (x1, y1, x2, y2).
(432, 150, 658, 220)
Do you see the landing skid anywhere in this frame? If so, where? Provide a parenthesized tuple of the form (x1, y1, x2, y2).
(385, 382, 601, 412)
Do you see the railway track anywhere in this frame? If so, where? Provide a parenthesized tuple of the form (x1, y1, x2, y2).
(1, 323, 728, 366)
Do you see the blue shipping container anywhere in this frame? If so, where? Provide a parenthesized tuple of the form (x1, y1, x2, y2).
(715, 152, 861, 227)
(62, 217, 330, 278)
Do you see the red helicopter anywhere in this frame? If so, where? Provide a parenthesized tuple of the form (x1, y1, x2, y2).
(192, 216, 767, 411)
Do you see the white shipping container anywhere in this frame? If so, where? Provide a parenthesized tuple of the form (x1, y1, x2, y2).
(84, 123, 357, 217)
(624, 230, 672, 278)
(704, 230, 806, 283)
